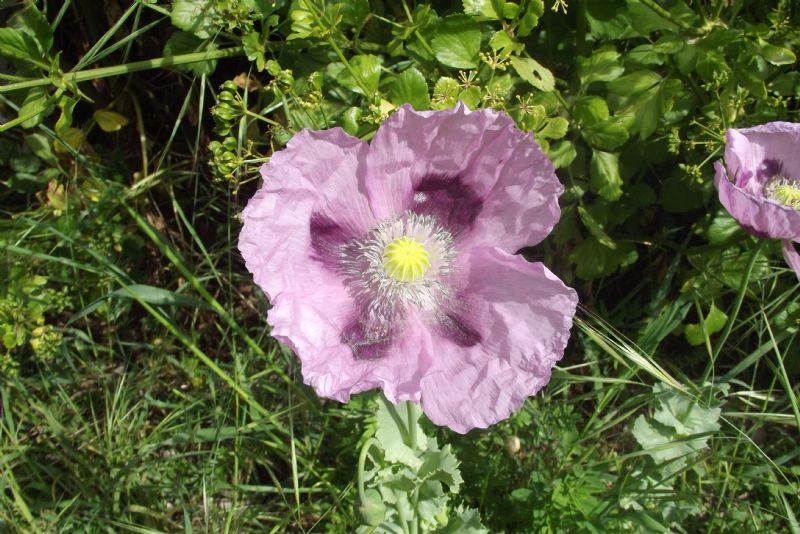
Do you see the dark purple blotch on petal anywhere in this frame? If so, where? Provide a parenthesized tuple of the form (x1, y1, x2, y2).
(341, 319, 394, 360)
(309, 212, 353, 268)
(411, 174, 483, 236)
(436, 311, 481, 347)
(757, 158, 784, 183)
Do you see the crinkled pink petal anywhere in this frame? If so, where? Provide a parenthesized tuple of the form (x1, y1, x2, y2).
(418, 247, 578, 433)
(725, 122, 800, 194)
(275, 296, 437, 403)
(238, 128, 374, 300)
(365, 103, 562, 252)
(714, 161, 800, 241)
(782, 240, 800, 281)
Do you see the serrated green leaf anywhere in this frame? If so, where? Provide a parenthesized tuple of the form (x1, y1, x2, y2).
(509, 55, 554, 92)
(546, 140, 577, 169)
(517, 0, 544, 37)
(418, 445, 463, 493)
(10, 2, 53, 55)
(462, 0, 500, 19)
(569, 236, 637, 280)
(431, 15, 481, 69)
(171, 0, 218, 39)
(706, 211, 742, 244)
(607, 70, 661, 96)
(375, 400, 426, 468)
(590, 150, 623, 201)
(537, 117, 568, 139)
(577, 45, 624, 84)
(242, 31, 266, 72)
(573, 96, 609, 127)
(0, 27, 42, 63)
(583, 120, 629, 150)
(432, 506, 488, 534)
(390, 67, 430, 110)
(489, 30, 523, 55)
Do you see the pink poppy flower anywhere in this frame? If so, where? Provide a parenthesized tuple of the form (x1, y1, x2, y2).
(239, 104, 578, 433)
(713, 122, 800, 278)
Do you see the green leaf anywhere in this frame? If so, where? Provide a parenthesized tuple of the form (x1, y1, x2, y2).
(340, 54, 382, 95)
(489, 30, 524, 55)
(110, 284, 210, 309)
(171, 0, 218, 39)
(163, 31, 219, 76)
(431, 15, 481, 69)
(583, 120, 629, 150)
(760, 42, 796, 66)
(390, 67, 430, 110)
(341, 107, 362, 136)
(18, 87, 53, 129)
(517, 0, 544, 37)
(433, 506, 488, 534)
(509, 56, 555, 92)
(578, 206, 616, 249)
(0, 27, 42, 63)
(24, 133, 56, 166)
(590, 150, 623, 201)
(418, 445, 463, 493)
(462, 0, 500, 19)
(607, 70, 661, 96)
(684, 303, 728, 346)
(242, 31, 266, 72)
(626, 0, 680, 35)
(632, 384, 722, 476)
(569, 236, 637, 280)
(586, 0, 639, 39)
(10, 2, 53, 55)
(546, 140, 577, 169)
(610, 72, 680, 140)
(375, 400, 426, 468)
(93, 110, 129, 132)
(55, 95, 77, 134)
(706, 211, 743, 244)
(577, 45, 624, 84)
(573, 96, 609, 127)
(458, 86, 482, 109)
(537, 117, 568, 139)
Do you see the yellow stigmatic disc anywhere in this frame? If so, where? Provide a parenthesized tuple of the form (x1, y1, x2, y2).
(382, 236, 431, 282)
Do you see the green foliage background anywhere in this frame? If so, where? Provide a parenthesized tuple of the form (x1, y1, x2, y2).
(0, 0, 799, 532)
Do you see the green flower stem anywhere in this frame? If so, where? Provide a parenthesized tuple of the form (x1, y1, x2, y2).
(407, 402, 418, 449)
(706, 240, 765, 382)
(357, 437, 381, 504)
(0, 47, 245, 94)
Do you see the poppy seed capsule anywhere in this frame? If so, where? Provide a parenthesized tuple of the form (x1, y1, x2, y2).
(505, 435, 522, 455)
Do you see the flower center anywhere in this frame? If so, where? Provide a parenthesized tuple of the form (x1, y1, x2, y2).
(382, 236, 430, 282)
(765, 175, 800, 209)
